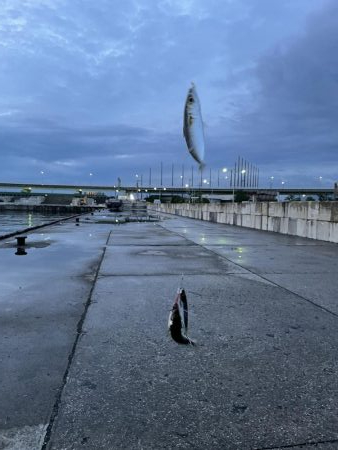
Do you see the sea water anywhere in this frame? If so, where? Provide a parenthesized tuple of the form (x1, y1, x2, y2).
(0, 210, 74, 237)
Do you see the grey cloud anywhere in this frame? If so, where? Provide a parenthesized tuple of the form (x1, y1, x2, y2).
(0, 0, 336, 186)
(207, 0, 338, 185)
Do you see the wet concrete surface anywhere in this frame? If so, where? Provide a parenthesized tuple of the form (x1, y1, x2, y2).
(45, 215, 338, 450)
(2, 213, 338, 449)
(162, 218, 338, 317)
(0, 216, 112, 449)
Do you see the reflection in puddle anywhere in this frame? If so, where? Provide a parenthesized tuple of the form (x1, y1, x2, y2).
(15, 246, 27, 256)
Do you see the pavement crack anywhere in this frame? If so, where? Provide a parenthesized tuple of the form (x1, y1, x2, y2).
(98, 272, 222, 277)
(40, 230, 112, 450)
(254, 437, 338, 449)
(251, 273, 338, 320)
(106, 243, 195, 247)
(159, 222, 338, 320)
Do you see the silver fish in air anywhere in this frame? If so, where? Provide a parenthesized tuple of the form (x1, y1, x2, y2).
(168, 289, 195, 345)
(183, 83, 205, 169)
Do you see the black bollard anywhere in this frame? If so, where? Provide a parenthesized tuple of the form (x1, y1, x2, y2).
(16, 236, 27, 246)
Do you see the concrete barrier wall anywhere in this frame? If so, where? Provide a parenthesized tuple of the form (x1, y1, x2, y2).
(148, 201, 338, 243)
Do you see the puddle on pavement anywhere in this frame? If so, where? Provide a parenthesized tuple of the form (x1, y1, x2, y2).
(0, 238, 54, 255)
(139, 250, 167, 256)
(1, 241, 53, 249)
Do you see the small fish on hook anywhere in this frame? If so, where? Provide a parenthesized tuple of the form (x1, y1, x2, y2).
(168, 288, 195, 345)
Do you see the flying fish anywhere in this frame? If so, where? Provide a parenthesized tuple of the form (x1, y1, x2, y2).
(183, 83, 205, 169)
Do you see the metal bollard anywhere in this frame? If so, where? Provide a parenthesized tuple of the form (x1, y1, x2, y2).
(16, 236, 27, 246)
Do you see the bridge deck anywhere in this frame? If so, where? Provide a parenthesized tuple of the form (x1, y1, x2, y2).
(0, 181, 334, 196)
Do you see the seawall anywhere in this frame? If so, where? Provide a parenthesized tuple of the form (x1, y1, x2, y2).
(0, 204, 97, 213)
(148, 201, 338, 243)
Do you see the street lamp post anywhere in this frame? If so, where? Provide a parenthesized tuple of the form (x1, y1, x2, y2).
(185, 183, 189, 202)
(241, 169, 246, 188)
(135, 174, 139, 199)
(223, 167, 236, 202)
(278, 181, 286, 202)
(222, 167, 228, 187)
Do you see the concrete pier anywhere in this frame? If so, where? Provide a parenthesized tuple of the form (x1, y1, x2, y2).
(1, 213, 338, 449)
(149, 201, 338, 243)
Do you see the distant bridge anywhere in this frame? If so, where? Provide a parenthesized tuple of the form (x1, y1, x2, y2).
(0, 181, 334, 197)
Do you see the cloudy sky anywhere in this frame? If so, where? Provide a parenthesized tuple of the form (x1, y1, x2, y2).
(0, 0, 336, 188)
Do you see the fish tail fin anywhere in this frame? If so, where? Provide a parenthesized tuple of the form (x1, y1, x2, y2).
(170, 329, 196, 345)
(184, 335, 196, 345)
(199, 162, 206, 172)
